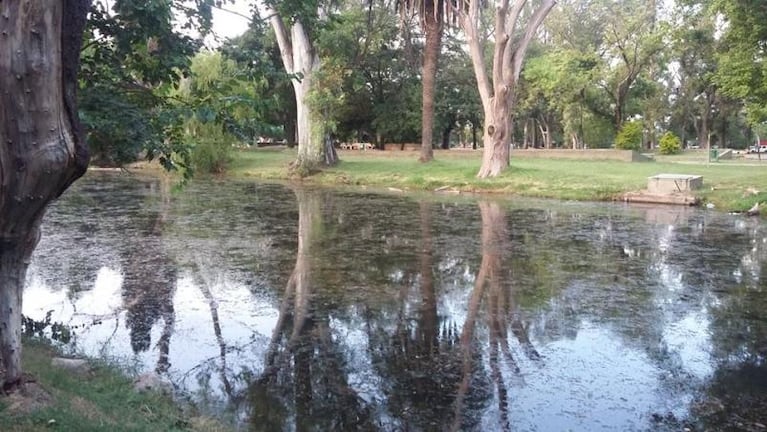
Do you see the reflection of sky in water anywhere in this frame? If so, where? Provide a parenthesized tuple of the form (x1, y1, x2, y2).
(503, 324, 663, 431)
(22, 174, 767, 431)
(25, 266, 279, 405)
(663, 311, 713, 379)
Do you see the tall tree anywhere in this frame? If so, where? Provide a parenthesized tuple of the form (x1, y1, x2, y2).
(399, 0, 449, 161)
(266, 1, 339, 175)
(0, 0, 90, 390)
(455, 0, 556, 178)
(713, 0, 767, 125)
(597, 0, 665, 131)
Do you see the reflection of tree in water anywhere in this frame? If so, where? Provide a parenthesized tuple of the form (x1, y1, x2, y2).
(120, 177, 177, 373)
(365, 201, 543, 431)
(690, 223, 767, 431)
(366, 201, 468, 431)
(451, 202, 542, 432)
(249, 189, 376, 432)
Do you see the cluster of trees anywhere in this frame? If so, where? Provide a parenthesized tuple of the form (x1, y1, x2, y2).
(1, 0, 767, 390)
(73, 0, 767, 176)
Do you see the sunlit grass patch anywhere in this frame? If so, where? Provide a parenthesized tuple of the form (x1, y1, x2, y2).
(224, 148, 767, 213)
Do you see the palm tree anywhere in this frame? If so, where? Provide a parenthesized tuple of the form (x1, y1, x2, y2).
(399, 0, 449, 162)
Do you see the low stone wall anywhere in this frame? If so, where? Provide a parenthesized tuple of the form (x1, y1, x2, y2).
(339, 142, 375, 150)
(383, 143, 420, 151)
(511, 149, 650, 162)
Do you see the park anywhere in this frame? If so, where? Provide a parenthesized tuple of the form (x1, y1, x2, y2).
(2, 1, 767, 431)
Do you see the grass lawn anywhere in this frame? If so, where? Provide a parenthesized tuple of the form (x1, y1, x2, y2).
(228, 148, 767, 213)
(0, 341, 231, 432)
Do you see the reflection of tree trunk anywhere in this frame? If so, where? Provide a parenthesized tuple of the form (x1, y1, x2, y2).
(152, 178, 175, 374)
(294, 334, 312, 432)
(290, 189, 319, 342)
(262, 189, 320, 371)
(418, 202, 438, 354)
(452, 201, 507, 431)
(194, 265, 233, 396)
(252, 190, 376, 431)
(155, 305, 174, 375)
(122, 178, 176, 359)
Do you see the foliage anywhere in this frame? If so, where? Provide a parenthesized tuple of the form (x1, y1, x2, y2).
(222, 21, 297, 143)
(187, 121, 236, 174)
(80, 1, 203, 170)
(174, 51, 270, 174)
(434, 37, 483, 147)
(658, 131, 682, 155)
(615, 121, 643, 150)
(713, 0, 767, 124)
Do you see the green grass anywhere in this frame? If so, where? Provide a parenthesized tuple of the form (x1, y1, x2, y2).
(0, 341, 231, 432)
(227, 148, 767, 213)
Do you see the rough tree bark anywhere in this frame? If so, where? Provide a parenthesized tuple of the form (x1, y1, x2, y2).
(0, 0, 90, 391)
(268, 11, 338, 175)
(455, 0, 556, 177)
(418, 1, 445, 162)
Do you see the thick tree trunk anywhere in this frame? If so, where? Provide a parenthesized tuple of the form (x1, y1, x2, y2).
(0, 0, 90, 390)
(270, 14, 337, 176)
(460, 0, 555, 178)
(477, 100, 513, 178)
(419, 10, 443, 163)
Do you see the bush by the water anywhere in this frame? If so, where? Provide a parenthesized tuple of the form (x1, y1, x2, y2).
(189, 122, 235, 174)
(615, 121, 643, 151)
(658, 131, 682, 155)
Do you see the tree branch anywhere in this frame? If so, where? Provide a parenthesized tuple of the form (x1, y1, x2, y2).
(266, 8, 294, 74)
(461, 0, 493, 113)
(492, 0, 510, 89)
(510, 0, 556, 83)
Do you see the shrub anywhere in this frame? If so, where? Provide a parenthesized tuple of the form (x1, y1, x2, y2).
(615, 121, 643, 151)
(189, 122, 235, 174)
(658, 131, 682, 155)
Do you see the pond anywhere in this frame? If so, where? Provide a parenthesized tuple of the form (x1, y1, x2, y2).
(24, 172, 767, 431)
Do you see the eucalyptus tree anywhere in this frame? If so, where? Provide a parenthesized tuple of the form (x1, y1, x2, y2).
(0, 0, 223, 392)
(454, 0, 556, 178)
(266, 0, 339, 174)
(0, 0, 90, 391)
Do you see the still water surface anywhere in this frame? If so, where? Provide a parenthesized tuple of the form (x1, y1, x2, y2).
(24, 172, 767, 431)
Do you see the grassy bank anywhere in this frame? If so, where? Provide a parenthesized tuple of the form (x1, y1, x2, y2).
(228, 148, 767, 212)
(0, 341, 230, 432)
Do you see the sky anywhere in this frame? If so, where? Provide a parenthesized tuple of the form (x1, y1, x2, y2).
(209, 1, 254, 44)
